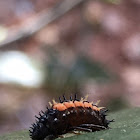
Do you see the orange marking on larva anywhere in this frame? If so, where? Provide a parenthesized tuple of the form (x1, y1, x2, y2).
(53, 103, 67, 111)
(84, 102, 93, 108)
(74, 101, 84, 107)
(64, 101, 75, 108)
(92, 106, 100, 111)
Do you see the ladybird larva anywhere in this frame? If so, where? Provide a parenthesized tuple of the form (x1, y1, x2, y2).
(29, 94, 113, 140)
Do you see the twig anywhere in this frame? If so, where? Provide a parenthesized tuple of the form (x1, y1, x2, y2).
(0, 0, 85, 48)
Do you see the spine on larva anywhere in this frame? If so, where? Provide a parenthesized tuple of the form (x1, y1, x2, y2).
(29, 109, 57, 140)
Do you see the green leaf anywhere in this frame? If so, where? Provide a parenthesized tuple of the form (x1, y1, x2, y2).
(0, 130, 30, 140)
(1, 108, 140, 140)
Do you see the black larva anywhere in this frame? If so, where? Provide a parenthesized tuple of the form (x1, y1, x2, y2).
(29, 95, 113, 140)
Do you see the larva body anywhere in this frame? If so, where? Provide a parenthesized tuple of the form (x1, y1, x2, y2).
(29, 95, 112, 140)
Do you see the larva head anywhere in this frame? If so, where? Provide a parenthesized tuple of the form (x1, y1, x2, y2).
(30, 123, 49, 140)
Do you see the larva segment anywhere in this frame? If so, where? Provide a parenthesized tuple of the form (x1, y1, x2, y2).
(53, 103, 67, 111)
(92, 106, 100, 111)
(64, 101, 75, 108)
(83, 102, 93, 108)
(74, 101, 84, 107)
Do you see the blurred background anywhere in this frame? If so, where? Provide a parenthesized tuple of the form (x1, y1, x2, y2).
(0, 0, 140, 135)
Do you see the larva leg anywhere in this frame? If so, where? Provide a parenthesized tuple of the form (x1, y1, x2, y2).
(71, 126, 92, 132)
(79, 124, 107, 130)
